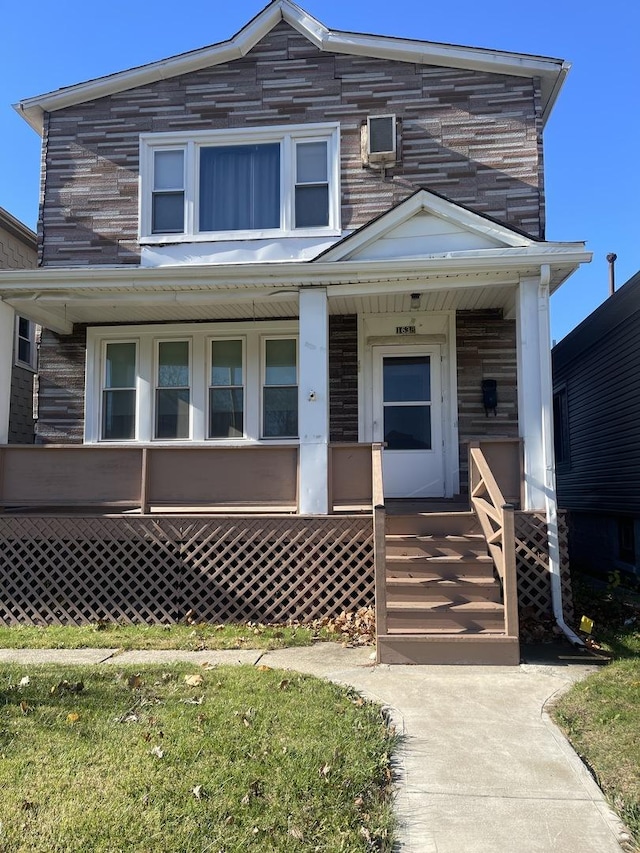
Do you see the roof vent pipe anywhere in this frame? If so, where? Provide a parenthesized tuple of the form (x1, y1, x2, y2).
(606, 252, 617, 296)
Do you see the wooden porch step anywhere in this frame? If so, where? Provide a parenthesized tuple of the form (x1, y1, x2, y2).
(377, 633, 520, 665)
(386, 511, 480, 537)
(386, 533, 488, 559)
(386, 600, 506, 632)
(386, 556, 495, 580)
(386, 576, 502, 604)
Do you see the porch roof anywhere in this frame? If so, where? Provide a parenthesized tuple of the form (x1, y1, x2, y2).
(0, 244, 591, 334)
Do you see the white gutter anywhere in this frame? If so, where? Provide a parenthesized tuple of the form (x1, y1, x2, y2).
(538, 264, 584, 646)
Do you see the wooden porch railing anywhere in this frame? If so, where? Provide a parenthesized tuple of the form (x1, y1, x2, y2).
(371, 443, 387, 643)
(469, 443, 519, 638)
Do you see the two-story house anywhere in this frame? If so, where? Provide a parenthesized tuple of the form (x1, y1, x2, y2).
(0, 0, 590, 662)
(0, 207, 38, 444)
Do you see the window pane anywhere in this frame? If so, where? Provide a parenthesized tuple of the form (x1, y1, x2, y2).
(103, 389, 136, 440)
(154, 150, 184, 190)
(199, 144, 280, 231)
(18, 337, 31, 364)
(383, 357, 430, 402)
(156, 388, 190, 439)
(265, 339, 296, 386)
(296, 141, 327, 183)
(152, 192, 185, 233)
(158, 341, 189, 387)
(384, 406, 431, 450)
(209, 388, 244, 438)
(18, 317, 30, 339)
(295, 185, 329, 228)
(264, 387, 298, 437)
(105, 343, 136, 389)
(211, 340, 243, 386)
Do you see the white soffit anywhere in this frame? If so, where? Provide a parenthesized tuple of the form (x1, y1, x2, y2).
(15, 0, 569, 134)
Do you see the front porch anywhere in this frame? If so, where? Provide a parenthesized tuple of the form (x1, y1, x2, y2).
(0, 441, 572, 663)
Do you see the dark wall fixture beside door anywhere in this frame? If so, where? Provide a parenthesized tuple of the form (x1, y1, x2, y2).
(482, 379, 497, 416)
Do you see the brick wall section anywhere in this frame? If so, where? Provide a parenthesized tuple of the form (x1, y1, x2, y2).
(35, 326, 87, 444)
(8, 367, 35, 443)
(41, 21, 544, 266)
(456, 310, 519, 492)
(329, 315, 358, 442)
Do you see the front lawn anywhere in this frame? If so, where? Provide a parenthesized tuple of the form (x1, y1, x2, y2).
(0, 663, 396, 852)
(552, 576, 640, 848)
(0, 622, 322, 651)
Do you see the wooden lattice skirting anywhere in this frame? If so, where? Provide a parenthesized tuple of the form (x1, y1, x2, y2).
(0, 515, 374, 626)
(515, 510, 573, 623)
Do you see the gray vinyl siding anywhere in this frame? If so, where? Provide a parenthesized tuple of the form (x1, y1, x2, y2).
(552, 272, 640, 515)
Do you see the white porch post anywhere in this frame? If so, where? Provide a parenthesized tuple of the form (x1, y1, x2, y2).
(515, 274, 547, 510)
(0, 301, 16, 444)
(298, 287, 329, 514)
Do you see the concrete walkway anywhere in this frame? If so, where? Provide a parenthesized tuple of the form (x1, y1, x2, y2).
(0, 643, 632, 852)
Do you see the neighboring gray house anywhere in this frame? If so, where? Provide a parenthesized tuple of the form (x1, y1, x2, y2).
(553, 271, 640, 578)
(0, 207, 38, 443)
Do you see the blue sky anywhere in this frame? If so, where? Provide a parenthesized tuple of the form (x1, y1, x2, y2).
(1, 0, 637, 341)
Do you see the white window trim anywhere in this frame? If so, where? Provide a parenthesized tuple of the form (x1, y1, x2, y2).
(14, 317, 37, 371)
(139, 123, 341, 244)
(101, 339, 139, 442)
(86, 322, 298, 445)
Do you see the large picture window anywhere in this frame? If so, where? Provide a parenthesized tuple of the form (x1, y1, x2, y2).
(89, 324, 298, 444)
(140, 124, 340, 241)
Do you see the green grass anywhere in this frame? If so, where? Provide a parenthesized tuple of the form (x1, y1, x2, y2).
(0, 622, 328, 651)
(551, 573, 640, 848)
(552, 657, 640, 847)
(0, 663, 396, 852)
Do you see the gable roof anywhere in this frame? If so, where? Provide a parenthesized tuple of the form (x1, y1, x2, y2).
(15, 0, 569, 134)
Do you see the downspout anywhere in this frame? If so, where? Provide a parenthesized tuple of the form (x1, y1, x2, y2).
(538, 264, 584, 646)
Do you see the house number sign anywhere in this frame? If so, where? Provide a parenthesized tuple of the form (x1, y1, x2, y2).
(395, 325, 416, 335)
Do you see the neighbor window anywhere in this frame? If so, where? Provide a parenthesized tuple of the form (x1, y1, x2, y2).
(102, 342, 136, 440)
(15, 316, 36, 369)
(263, 338, 298, 438)
(553, 386, 570, 467)
(209, 339, 244, 438)
(140, 123, 340, 240)
(155, 340, 190, 439)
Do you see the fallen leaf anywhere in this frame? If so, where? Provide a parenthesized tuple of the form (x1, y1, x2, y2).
(289, 827, 304, 840)
(66, 712, 80, 723)
(192, 785, 205, 800)
(19, 701, 30, 715)
(278, 679, 290, 690)
(150, 745, 164, 759)
(122, 713, 139, 723)
(127, 675, 143, 690)
(257, 665, 271, 672)
(19, 676, 30, 687)
(184, 674, 204, 688)
(319, 763, 331, 778)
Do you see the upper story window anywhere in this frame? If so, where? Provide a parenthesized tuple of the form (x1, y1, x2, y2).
(140, 123, 341, 243)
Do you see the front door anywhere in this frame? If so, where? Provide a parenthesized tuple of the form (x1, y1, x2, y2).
(373, 346, 444, 498)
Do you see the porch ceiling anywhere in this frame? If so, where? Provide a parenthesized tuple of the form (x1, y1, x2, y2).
(0, 248, 590, 334)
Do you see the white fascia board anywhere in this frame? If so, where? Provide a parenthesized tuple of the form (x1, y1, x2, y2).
(0, 244, 590, 297)
(15, 0, 567, 135)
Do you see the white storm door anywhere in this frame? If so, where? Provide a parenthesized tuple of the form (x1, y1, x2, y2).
(373, 346, 444, 498)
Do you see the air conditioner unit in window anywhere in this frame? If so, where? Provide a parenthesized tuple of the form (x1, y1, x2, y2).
(362, 115, 397, 166)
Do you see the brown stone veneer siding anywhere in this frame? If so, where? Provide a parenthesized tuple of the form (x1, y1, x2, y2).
(456, 310, 519, 493)
(41, 21, 544, 267)
(329, 315, 358, 442)
(35, 326, 87, 444)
